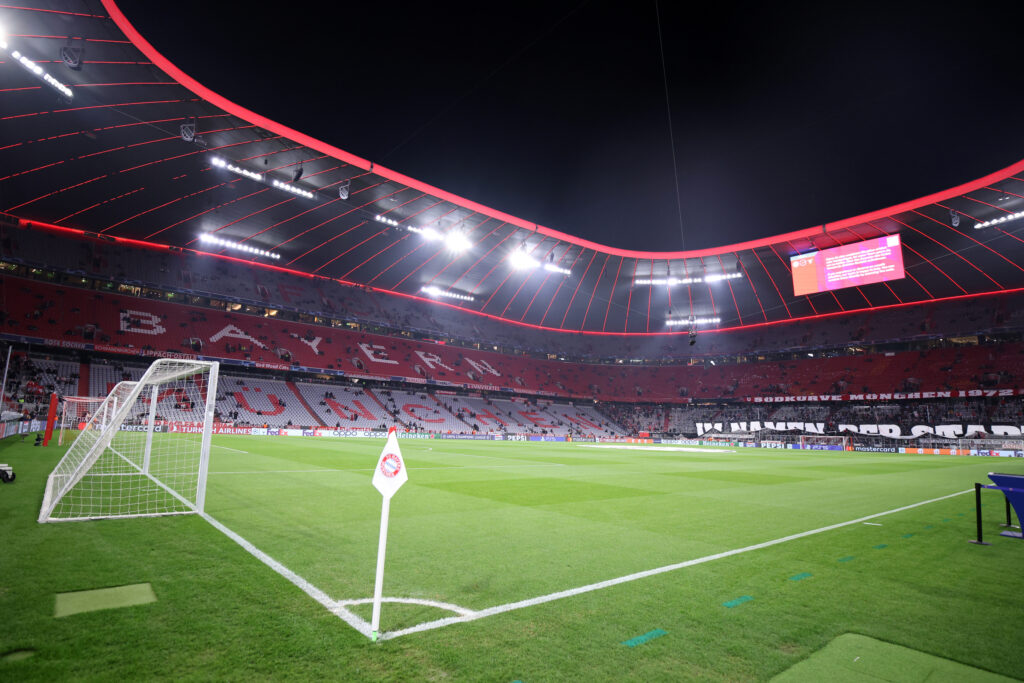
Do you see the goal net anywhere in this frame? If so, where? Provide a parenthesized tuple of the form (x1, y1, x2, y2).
(799, 434, 852, 451)
(58, 396, 107, 446)
(38, 359, 219, 523)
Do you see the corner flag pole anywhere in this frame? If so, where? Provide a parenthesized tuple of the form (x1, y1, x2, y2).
(370, 493, 392, 640)
(370, 427, 408, 642)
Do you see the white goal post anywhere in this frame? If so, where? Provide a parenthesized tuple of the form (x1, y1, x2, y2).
(799, 434, 852, 451)
(38, 359, 219, 523)
(58, 395, 107, 446)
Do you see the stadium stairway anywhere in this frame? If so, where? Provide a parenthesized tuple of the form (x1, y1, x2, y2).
(363, 387, 410, 431)
(77, 363, 89, 397)
(429, 393, 476, 432)
(286, 381, 326, 427)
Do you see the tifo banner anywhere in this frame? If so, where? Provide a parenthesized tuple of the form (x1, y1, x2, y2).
(745, 389, 1023, 403)
(697, 420, 1024, 440)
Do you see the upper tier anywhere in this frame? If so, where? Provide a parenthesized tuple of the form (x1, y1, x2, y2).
(1, 2, 1023, 334)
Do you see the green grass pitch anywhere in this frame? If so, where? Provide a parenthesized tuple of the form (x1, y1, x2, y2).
(2, 435, 1024, 680)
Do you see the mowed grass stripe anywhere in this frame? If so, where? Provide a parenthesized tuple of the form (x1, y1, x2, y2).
(6, 437, 1024, 680)
(202, 439, 1018, 610)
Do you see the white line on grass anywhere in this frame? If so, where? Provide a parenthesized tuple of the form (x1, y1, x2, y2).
(376, 488, 972, 641)
(200, 487, 971, 642)
(209, 464, 566, 475)
(212, 444, 250, 454)
(863, 522, 883, 526)
(199, 512, 373, 638)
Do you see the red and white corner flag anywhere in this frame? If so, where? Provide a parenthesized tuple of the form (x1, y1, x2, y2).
(370, 426, 408, 641)
(372, 426, 408, 500)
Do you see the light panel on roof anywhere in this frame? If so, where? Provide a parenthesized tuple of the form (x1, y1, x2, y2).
(198, 233, 281, 260)
(974, 211, 1024, 230)
(666, 317, 721, 326)
(210, 155, 262, 181)
(271, 179, 314, 200)
(635, 272, 741, 286)
(421, 285, 474, 301)
(0, 29, 74, 99)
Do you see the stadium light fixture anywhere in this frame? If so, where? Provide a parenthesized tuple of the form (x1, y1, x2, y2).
(0, 28, 74, 100)
(421, 285, 474, 302)
(509, 249, 539, 271)
(974, 211, 1024, 230)
(198, 233, 281, 260)
(666, 316, 720, 326)
(210, 155, 263, 181)
(444, 231, 471, 254)
(544, 262, 571, 275)
(271, 178, 314, 200)
(635, 272, 741, 286)
(374, 215, 400, 227)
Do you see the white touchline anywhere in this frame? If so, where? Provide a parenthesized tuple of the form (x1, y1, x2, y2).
(863, 522, 883, 526)
(208, 464, 566, 475)
(201, 488, 971, 643)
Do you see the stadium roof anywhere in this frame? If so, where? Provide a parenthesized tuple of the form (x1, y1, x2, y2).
(2, 1, 1024, 336)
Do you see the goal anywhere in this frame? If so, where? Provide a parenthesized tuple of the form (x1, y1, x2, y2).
(57, 396, 107, 446)
(38, 359, 219, 523)
(799, 434, 852, 451)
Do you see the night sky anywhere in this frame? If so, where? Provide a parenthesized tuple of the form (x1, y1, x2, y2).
(120, 1, 1024, 252)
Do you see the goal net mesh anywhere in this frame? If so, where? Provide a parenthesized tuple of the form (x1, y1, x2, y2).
(58, 396, 107, 446)
(39, 359, 219, 523)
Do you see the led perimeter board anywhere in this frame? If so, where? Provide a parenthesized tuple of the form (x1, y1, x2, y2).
(790, 234, 905, 296)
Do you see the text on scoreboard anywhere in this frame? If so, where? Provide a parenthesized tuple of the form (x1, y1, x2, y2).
(790, 234, 904, 296)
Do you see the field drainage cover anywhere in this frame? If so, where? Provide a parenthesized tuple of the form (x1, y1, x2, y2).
(55, 583, 157, 618)
(771, 633, 1013, 681)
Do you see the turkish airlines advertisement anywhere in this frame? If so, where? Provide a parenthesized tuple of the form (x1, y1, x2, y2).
(791, 234, 904, 296)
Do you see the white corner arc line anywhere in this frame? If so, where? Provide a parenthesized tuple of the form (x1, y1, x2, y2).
(337, 597, 475, 617)
(377, 488, 972, 641)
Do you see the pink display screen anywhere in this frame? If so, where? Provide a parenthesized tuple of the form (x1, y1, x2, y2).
(790, 234, 904, 296)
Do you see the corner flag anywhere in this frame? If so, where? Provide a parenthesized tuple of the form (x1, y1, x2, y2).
(370, 426, 407, 641)
(372, 427, 407, 500)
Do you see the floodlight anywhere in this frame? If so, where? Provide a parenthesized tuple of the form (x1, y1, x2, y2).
(444, 231, 471, 254)
(974, 211, 1024, 229)
(509, 249, 539, 270)
(421, 285, 474, 302)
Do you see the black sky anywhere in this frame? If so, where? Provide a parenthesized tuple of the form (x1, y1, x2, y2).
(119, 0, 1024, 252)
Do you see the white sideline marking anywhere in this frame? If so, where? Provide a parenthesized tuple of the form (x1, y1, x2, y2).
(209, 464, 566, 475)
(863, 522, 883, 526)
(578, 444, 737, 453)
(377, 488, 972, 641)
(212, 444, 250, 454)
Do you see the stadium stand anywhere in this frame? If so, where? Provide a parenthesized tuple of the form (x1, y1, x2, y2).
(3, 274, 1021, 405)
(5, 228, 1024, 362)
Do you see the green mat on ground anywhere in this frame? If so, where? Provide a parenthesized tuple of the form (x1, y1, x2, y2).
(54, 583, 157, 618)
(772, 633, 1014, 682)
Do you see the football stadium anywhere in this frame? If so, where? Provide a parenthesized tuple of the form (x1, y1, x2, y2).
(2, 2, 1024, 681)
